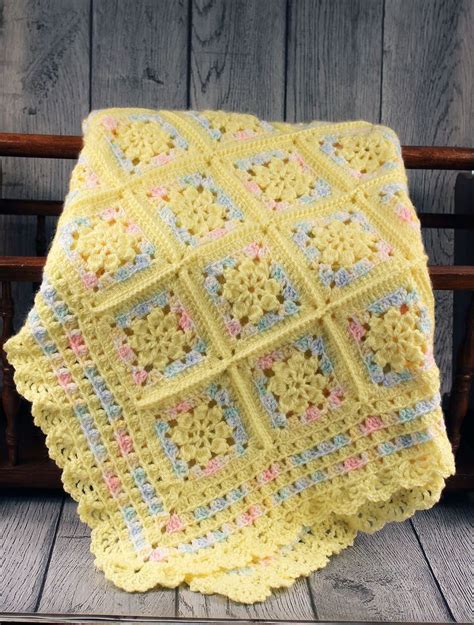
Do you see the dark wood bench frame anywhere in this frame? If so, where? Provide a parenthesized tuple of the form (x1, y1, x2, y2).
(0, 133, 473, 490)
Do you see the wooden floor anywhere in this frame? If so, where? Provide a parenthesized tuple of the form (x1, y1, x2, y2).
(0, 492, 471, 622)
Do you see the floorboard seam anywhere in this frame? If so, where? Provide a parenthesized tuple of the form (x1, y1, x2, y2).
(186, 0, 192, 109)
(88, 0, 93, 111)
(378, 0, 386, 123)
(283, 0, 290, 122)
(33, 495, 65, 613)
(410, 517, 457, 622)
(306, 576, 319, 620)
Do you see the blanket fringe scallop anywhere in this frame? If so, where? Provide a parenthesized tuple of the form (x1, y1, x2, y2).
(6, 324, 454, 603)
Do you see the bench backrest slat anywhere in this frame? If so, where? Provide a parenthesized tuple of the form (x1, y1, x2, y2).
(0, 132, 473, 170)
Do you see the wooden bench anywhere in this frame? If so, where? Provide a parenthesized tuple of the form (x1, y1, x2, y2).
(0, 133, 473, 490)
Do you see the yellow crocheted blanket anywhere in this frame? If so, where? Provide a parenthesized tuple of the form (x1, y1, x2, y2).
(5, 108, 455, 603)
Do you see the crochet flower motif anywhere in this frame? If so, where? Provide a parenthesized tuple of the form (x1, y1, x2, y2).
(235, 149, 331, 212)
(365, 306, 428, 373)
(318, 129, 398, 178)
(252, 333, 345, 428)
(203, 243, 300, 341)
(61, 207, 156, 292)
(113, 289, 207, 389)
(152, 173, 245, 248)
(251, 156, 314, 203)
(194, 110, 272, 142)
(168, 185, 228, 237)
(116, 120, 174, 165)
(155, 381, 249, 479)
(313, 219, 380, 269)
(293, 211, 394, 290)
(127, 306, 190, 371)
(343, 135, 393, 174)
(207, 111, 262, 134)
(72, 218, 143, 275)
(169, 404, 233, 467)
(222, 256, 281, 323)
(267, 352, 327, 414)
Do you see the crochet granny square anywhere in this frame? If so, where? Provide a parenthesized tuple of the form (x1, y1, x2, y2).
(5, 108, 455, 604)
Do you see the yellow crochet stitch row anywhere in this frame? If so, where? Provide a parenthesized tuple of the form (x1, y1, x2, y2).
(5, 108, 455, 603)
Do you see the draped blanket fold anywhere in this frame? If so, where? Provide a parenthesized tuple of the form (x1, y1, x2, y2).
(5, 108, 455, 603)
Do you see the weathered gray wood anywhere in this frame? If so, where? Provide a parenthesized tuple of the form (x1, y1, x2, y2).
(412, 494, 474, 622)
(0, 493, 64, 612)
(37, 497, 176, 616)
(382, 0, 474, 395)
(0, 0, 90, 328)
(308, 517, 453, 622)
(286, 0, 383, 122)
(92, 0, 189, 109)
(190, 0, 286, 118)
(1, 494, 472, 619)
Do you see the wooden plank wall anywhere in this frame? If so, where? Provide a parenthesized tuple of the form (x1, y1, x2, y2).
(0, 0, 473, 388)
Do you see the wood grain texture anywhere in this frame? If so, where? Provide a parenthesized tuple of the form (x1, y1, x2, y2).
(308, 517, 452, 622)
(190, 0, 286, 118)
(177, 578, 315, 620)
(286, 0, 383, 122)
(0, 493, 64, 612)
(91, 0, 189, 109)
(2, 493, 473, 619)
(411, 494, 474, 622)
(37, 498, 176, 616)
(382, 0, 474, 395)
(0, 0, 90, 329)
